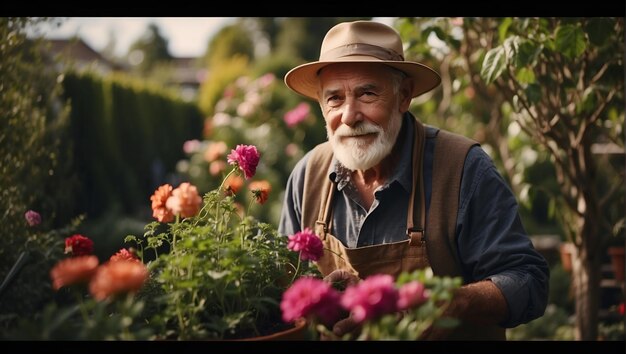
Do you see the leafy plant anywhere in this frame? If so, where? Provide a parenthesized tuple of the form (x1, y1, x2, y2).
(127, 144, 319, 340)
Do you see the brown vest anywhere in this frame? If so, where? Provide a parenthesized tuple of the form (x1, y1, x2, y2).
(301, 119, 506, 340)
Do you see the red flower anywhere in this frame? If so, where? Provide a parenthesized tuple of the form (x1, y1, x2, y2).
(151, 184, 174, 223)
(287, 228, 324, 261)
(227, 144, 260, 179)
(249, 180, 271, 205)
(50, 255, 99, 290)
(109, 248, 140, 263)
(65, 234, 94, 256)
(280, 276, 342, 326)
(619, 303, 624, 316)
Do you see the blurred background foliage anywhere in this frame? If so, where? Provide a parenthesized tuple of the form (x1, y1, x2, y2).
(0, 17, 623, 340)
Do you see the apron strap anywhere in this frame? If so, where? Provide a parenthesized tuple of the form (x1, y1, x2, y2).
(302, 142, 334, 240)
(406, 119, 427, 247)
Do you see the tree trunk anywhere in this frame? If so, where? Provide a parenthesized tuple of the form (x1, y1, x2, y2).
(571, 239, 601, 340)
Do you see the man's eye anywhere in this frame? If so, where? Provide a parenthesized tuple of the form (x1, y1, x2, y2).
(327, 96, 341, 104)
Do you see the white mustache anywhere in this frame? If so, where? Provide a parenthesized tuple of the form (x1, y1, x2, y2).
(334, 123, 381, 137)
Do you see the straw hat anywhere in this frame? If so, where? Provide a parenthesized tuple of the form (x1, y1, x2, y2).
(284, 20, 441, 100)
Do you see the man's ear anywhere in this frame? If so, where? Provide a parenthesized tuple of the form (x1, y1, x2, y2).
(399, 78, 413, 112)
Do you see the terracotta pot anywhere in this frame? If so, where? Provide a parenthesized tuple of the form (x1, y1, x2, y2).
(608, 246, 625, 283)
(236, 319, 308, 341)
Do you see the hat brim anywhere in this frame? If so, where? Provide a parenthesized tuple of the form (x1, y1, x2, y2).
(284, 57, 441, 100)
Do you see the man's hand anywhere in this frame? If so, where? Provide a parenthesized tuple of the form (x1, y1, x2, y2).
(320, 269, 361, 340)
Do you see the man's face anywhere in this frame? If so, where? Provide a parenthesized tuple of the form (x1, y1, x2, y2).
(318, 63, 410, 171)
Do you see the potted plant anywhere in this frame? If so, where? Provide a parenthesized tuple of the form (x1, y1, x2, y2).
(126, 144, 319, 340)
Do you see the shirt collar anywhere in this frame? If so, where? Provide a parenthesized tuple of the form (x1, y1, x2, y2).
(328, 113, 415, 194)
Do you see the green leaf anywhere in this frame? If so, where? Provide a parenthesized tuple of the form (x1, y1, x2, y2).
(481, 46, 506, 84)
(555, 24, 587, 59)
(517, 40, 543, 67)
(498, 18, 513, 43)
(516, 67, 536, 84)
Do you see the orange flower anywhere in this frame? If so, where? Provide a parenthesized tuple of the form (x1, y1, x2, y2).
(249, 180, 271, 205)
(223, 173, 244, 196)
(89, 260, 148, 301)
(50, 255, 99, 290)
(204, 141, 228, 163)
(109, 248, 140, 263)
(166, 182, 202, 218)
(151, 184, 174, 223)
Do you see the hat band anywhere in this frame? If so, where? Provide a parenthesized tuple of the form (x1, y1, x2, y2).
(320, 43, 404, 62)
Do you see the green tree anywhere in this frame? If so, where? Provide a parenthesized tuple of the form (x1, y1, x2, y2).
(202, 21, 254, 67)
(127, 23, 173, 75)
(0, 17, 76, 330)
(401, 17, 624, 340)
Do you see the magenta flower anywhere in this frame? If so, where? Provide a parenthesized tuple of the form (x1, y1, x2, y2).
(397, 281, 429, 310)
(227, 144, 260, 179)
(281, 276, 342, 326)
(287, 228, 324, 261)
(341, 274, 398, 323)
(24, 210, 41, 227)
(283, 102, 310, 127)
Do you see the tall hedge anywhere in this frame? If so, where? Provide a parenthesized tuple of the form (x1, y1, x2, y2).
(63, 72, 204, 218)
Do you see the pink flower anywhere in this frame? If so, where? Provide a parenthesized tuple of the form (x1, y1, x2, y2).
(257, 73, 275, 88)
(227, 144, 260, 179)
(281, 276, 342, 326)
(24, 210, 41, 227)
(89, 260, 148, 301)
(50, 255, 99, 290)
(397, 281, 429, 310)
(183, 139, 201, 154)
(341, 274, 398, 323)
(287, 228, 323, 261)
(283, 102, 310, 127)
(150, 184, 174, 223)
(109, 248, 140, 263)
(166, 182, 202, 218)
(65, 234, 94, 256)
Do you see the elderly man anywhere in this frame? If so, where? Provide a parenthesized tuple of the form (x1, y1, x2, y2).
(278, 20, 549, 340)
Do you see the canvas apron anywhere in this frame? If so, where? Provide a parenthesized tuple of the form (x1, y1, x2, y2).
(312, 119, 430, 279)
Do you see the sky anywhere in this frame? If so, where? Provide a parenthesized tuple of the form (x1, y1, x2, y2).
(31, 17, 396, 58)
(32, 17, 238, 58)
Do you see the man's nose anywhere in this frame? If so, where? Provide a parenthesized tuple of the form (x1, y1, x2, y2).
(340, 98, 362, 127)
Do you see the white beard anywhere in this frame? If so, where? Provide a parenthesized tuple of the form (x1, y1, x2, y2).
(327, 112, 402, 171)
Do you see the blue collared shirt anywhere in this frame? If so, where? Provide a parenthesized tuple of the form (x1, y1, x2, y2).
(279, 113, 549, 327)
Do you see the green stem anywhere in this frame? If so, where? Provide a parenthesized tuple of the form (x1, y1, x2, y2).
(291, 255, 302, 284)
(75, 290, 89, 323)
(172, 214, 180, 255)
(217, 168, 237, 193)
